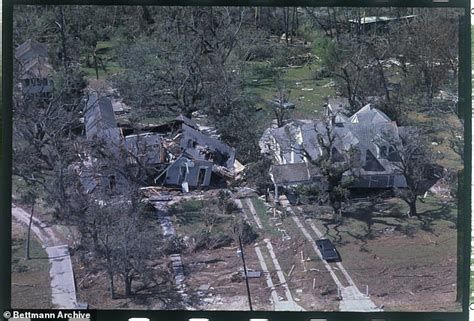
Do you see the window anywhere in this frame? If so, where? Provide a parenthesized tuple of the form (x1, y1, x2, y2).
(178, 164, 188, 184)
(380, 146, 388, 158)
(197, 168, 207, 186)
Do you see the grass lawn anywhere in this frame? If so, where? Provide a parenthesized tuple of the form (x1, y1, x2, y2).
(80, 40, 124, 82)
(244, 60, 336, 131)
(12, 175, 58, 220)
(11, 221, 52, 309)
(248, 197, 280, 237)
(407, 111, 463, 171)
(170, 198, 236, 239)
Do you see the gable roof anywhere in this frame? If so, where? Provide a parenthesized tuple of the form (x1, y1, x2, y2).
(15, 39, 49, 62)
(349, 104, 391, 124)
(19, 57, 53, 79)
(84, 92, 118, 140)
(124, 133, 162, 165)
(261, 103, 404, 178)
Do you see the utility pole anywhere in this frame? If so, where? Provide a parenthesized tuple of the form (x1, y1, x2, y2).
(238, 234, 253, 311)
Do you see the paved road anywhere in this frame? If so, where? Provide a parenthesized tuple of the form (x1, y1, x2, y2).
(12, 204, 77, 309)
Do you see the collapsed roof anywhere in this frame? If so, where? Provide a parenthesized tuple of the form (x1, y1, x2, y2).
(19, 57, 53, 79)
(15, 39, 49, 63)
(80, 94, 237, 191)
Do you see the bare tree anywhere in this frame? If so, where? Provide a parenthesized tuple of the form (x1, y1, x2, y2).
(385, 128, 439, 217)
(272, 81, 291, 128)
(299, 118, 359, 220)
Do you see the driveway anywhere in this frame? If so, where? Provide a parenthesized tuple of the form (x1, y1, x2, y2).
(12, 204, 77, 309)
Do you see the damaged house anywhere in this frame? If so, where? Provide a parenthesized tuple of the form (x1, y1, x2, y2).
(260, 103, 408, 197)
(76, 92, 238, 194)
(15, 39, 54, 97)
(154, 118, 237, 189)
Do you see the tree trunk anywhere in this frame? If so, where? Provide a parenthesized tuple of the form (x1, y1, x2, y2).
(93, 51, 99, 80)
(408, 198, 417, 217)
(25, 201, 35, 260)
(108, 270, 116, 299)
(326, 8, 333, 38)
(124, 275, 132, 297)
(332, 8, 339, 41)
(58, 7, 68, 70)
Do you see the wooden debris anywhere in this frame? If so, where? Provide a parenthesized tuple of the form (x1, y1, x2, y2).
(288, 264, 295, 278)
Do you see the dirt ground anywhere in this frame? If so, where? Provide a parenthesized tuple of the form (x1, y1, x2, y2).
(182, 245, 272, 310)
(336, 232, 460, 312)
(296, 195, 462, 312)
(13, 188, 460, 312)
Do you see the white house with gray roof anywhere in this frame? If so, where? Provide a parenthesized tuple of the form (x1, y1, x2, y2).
(260, 103, 408, 191)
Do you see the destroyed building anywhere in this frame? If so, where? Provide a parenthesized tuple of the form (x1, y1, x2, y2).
(348, 15, 417, 34)
(15, 39, 54, 97)
(76, 92, 238, 194)
(260, 103, 408, 196)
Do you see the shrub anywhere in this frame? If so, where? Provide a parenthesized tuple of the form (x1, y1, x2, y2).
(164, 235, 187, 255)
(312, 67, 331, 81)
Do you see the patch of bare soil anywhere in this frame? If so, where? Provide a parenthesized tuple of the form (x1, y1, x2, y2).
(183, 245, 272, 311)
(337, 232, 461, 312)
(266, 235, 340, 311)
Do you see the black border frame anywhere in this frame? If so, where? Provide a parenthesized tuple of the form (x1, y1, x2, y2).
(1, 1, 471, 321)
